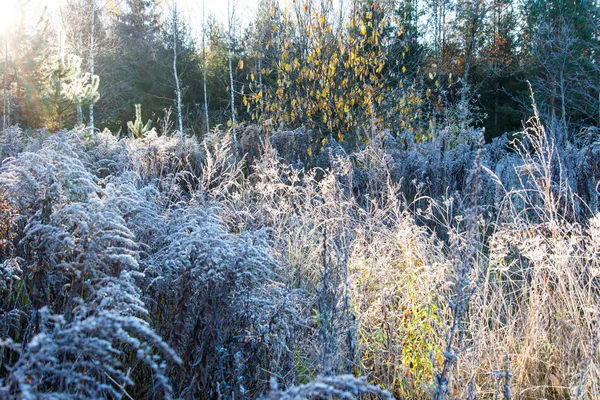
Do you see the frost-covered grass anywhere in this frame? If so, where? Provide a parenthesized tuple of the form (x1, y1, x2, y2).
(0, 118, 599, 399)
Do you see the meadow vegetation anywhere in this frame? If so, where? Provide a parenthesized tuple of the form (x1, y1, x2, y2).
(1, 99, 599, 398)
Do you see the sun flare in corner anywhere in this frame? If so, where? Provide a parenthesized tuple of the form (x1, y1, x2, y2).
(0, 0, 22, 34)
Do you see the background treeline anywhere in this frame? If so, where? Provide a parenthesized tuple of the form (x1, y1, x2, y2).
(1, 0, 599, 142)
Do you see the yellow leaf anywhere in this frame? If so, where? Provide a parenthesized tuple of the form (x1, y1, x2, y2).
(273, 24, 278, 32)
(251, 73, 255, 81)
(402, 66, 406, 73)
(238, 59, 244, 69)
(360, 23, 366, 36)
(437, 353, 444, 365)
(307, 146, 313, 156)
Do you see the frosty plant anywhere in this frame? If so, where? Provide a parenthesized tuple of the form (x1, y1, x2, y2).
(128, 104, 153, 138)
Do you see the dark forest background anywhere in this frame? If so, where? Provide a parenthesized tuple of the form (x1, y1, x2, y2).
(1, 0, 598, 142)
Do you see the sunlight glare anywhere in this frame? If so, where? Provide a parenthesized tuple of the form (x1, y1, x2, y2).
(0, 0, 21, 34)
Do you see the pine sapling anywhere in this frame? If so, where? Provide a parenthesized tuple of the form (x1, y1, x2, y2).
(127, 104, 153, 138)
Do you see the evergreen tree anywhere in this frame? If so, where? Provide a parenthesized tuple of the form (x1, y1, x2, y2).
(202, 16, 237, 126)
(384, 0, 425, 85)
(521, 0, 600, 130)
(101, 0, 162, 132)
(476, 0, 524, 138)
(1, 4, 55, 129)
(40, 54, 100, 130)
(61, 0, 111, 129)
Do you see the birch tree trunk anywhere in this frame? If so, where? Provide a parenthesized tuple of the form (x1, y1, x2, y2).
(173, 0, 183, 134)
(203, 0, 209, 133)
(258, 55, 263, 117)
(3, 37, 8, 130)
(228, 0, 237, 143)
(89, 0, 95, 131)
